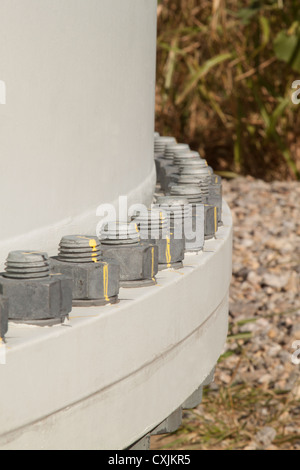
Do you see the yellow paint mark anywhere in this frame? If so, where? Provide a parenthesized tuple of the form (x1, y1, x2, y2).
(215, 176, 218, 184)
(214, 207, 217, 233)
(160, 211, 165, 227)
(23, 251, 43, 255)
(89, 239, 97, 250)
(166, 236, 172, 268)
(135, 224, 139, 233)
(205, 160, 208, 166)
(89, 239, 98, 263)
(103, 264, 110, 302)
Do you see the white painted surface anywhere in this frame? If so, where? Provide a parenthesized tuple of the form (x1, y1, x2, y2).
(0, 202, 232, 450)
(0, 0, 157, 269)
(0, 80, 6, 105)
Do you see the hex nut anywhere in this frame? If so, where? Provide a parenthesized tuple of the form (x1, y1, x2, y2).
(207, 175, 223, 225)
(141, 237, 184, 271)
(0, 250, 72, 326)
(100, 242, 158, 287)
(0, 274, 72, 325)
(204, 204, 218, 240)
(50, 257, 120, 306)
(158, 236, 185, 270)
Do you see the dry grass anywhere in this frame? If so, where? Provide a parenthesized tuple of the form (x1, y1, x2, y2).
(155, 0, 300, 181)
(151, 338, 300, 451)
(152, 383, 300, 450)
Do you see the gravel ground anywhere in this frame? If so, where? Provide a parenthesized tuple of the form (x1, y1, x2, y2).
(151, 176, 300, 450)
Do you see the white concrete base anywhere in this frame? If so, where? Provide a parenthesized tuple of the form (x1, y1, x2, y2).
(0, 201, 232, 450)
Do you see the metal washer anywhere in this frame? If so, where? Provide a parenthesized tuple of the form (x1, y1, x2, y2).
(120, 278, 157, 288)
(72, 295, 119, 307)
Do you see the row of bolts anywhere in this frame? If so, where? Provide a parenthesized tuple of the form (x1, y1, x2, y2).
(0, 134, 223, 341)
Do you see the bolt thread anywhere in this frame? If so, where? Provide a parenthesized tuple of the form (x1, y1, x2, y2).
(58, 235, 101, 263)
(164, 143, 190, 160)
(4, 251, 50, 279)
(178, 159, 208, 171)
(177, 176, 210, 197)
(170, 185, 204, 204)
(179, 166, 211, 195)
(154, 136, 176, 154)
(154, 201, 192, 229)
(173, 151, 201, 165)
(100, 222, 140, 246)
(134, 209, 169, 240)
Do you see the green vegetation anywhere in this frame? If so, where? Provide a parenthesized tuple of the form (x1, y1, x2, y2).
(156, 0, 300, 180)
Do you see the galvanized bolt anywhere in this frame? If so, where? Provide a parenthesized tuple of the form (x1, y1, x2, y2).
(167, 186, 204, 252)
(156, 196, 191, 240)
(160, 143, 191, 193)
(175, 162, 221, 230)
(165, 152, 208, 193)
(154, 136, 176, 156)
(178, 158, 209, 172)
(156, 196, 190, 230)
(178, 165, 212, 201)
(173, 150, 202, 166)
(50, 235, 120, 307)
(154, 137, 180, 188)
(136, 208, 169, 239)
(100, 223, 158, 288)
(135, 208, 185, 271)
(164, 143, 190, 160)
(0, 251, 72, 326)
(169, 186, 218, 246)
(0, 296, 9, 341)
(154, 136, 177, 183)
